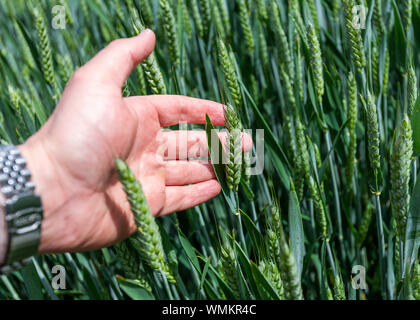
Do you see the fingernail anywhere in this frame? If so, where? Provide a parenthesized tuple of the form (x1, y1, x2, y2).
(139, 28, 152, 37)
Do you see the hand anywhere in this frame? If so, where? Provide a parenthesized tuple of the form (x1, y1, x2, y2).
(20, 30, 251, 254)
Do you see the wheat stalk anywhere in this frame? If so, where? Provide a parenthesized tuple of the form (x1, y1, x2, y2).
(115, 159, 176, 284)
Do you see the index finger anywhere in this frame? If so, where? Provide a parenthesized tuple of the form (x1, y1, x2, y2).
(126, 95, 226, 127)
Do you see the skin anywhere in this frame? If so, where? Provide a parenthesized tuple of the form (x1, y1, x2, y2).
(19, 30, 251, 255)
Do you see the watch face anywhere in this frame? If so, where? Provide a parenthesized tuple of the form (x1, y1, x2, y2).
(0, 147, 43, 270)
(0, 146, 34, 199)
(5, 194, 43, 232)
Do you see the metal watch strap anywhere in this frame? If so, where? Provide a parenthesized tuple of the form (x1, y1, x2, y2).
(0, 146, 43, 274)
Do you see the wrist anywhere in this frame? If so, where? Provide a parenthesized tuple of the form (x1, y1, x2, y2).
(19, 139, 60, 255)
(0, 192, 7, 265)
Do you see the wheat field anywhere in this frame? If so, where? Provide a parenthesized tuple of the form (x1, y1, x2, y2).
(0, 0, 420, 300)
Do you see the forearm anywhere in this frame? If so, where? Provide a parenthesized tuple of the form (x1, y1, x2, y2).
(0, 193, 7, 265)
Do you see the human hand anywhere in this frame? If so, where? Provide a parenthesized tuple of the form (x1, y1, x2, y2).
(20, 30, 251, 254)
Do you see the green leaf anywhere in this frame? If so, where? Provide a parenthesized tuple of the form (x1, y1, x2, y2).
(234, 241, 261, 298)
(410, 96, 420, 155)
(403, 174, 420, 276)
(21, 262, 44, 300)
(238, 80, 292, 190)
(288, 178, 305, 278)
(199, 256, 211, 290)
(178, 229, 201, 273)
(205, 114, 237, 212)
(117, 277, 155, 300)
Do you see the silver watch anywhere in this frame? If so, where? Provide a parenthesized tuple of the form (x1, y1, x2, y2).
(0, 145, 43, 274)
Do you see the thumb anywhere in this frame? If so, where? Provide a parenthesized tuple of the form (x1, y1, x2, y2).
(78, 29, 156, 88)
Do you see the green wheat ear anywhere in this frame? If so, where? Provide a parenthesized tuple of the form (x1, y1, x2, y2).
(357, 202, 373, 246)
(216, 0, 231, 37)
(293, 117, 310, 201)
(218, 39, 243, 109)
(270, 1, 294, 81)
(159, 0, 180, 66)
(401, 0, 413, 31)
(413, 261, 420, 300)
(258, 260, 285, 299)
(345, 72, 358, 188)
(366, 91, 381, 175)
(307, 22, 324, 106)
(220, 242, 240, 299)
(237, 0, 255, 54)
(34, 8, 60, 99)
(256, 0, 268, 24)
(191, 0, 204, 38)
(308, 175, 328, 240)
(181, 0, 193, 38)
(268, 205, 304, 300)
(343, 0, 366, 72)
(115, 159, 176, 284)
(266, 228, 303, 300)
(211, 0, 226, 41)
(199, 0, 211, 36)
(373, 0, 385, 38)
(132, 14, 167, 94)
(224, 104, 242, 193)
(138, 0, 154, 26)
(307, 0, 320, 34)
(391, 114, 413, 239)
(407, 65, 417, 118)
(114, 240, 153, 294)
(333, 274, 346, 300)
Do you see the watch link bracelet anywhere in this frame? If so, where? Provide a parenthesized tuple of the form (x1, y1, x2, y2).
(0, 145, 43, 274)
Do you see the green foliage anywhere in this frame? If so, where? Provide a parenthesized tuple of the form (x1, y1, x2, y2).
(0, 0, 419, 301)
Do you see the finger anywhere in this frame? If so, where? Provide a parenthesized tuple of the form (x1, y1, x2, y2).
(76, 30, 156, 88)
(160, 130, 253, 160)
(125, 95, 225, 127)
(165, 160, 215, 186)
(160, 180, 221, 216)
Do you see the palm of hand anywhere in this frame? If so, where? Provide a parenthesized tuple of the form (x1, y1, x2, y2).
(21, 31, 228, 253)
